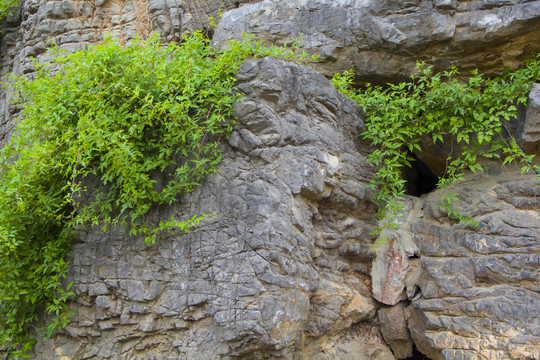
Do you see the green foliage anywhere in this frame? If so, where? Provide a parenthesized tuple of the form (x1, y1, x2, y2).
(244, 34, 320, 63)
(0, 0, 19, 20)
(332, 56, 540, 237)
(436, 192, 476, 226)
(0, 31, 309, 357)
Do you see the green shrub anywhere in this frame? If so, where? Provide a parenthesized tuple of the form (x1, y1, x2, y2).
(332, 57, 540, 236)
(0, 31, 310, 358)
(0, 0, 19, 20)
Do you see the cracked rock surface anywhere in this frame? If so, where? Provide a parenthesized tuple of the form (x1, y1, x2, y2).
(407, 172, 540, 360)
(32, 57, 394, 360)
(1, 1, 540, 359)
(212, 0, 540, 81)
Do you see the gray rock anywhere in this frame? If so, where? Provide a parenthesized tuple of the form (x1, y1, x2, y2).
(378, 303, 413, 359)
(372, 237, 409, 306)
(308, 324, 396, 360)
(1, 1, 539, 359)
(371, 198, 419, 306)
(518, 83, 540, 154)
(30, 57, 383, 359)
(212, 0, 540, 81)
(407, 172, 540, 360)
(434, 0, 456, 10)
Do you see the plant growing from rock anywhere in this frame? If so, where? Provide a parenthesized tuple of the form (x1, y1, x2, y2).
(0, 31, 310, 358)
(332, 57, 540, 238)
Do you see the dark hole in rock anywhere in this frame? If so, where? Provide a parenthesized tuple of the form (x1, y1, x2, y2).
(404, 153, 438, 196)
(405, 344, 431, 360)
(202, 26, 215, 40)
(354, 74, 411, 88)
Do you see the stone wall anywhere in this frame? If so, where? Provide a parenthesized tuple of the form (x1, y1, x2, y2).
(0, 1, 539, 359)
(408, 172, 540, 360)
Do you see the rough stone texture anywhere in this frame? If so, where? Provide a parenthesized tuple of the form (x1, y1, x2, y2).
(308, 324, 396, 360)
(371, 198, 419, 306)
(0, 0, 261, 148)
(378, 303, 413, 359)
(1, 1, 539, 359)
(182, 0, 260, 30)
(407, 171, 540, 360)
(518, 83, 540, 154)
(374, 238, 408, 305)
(30, 57, 394, 359)
(212, 0, 540, 81)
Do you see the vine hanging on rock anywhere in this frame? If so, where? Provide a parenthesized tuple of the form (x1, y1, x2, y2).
(332, 56, 540, 237)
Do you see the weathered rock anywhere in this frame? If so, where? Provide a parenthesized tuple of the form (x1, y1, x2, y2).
(1, 1, 539, 359)
(518, 83, 540, 154)
(378, 303, 413, 359)
(181, 0, 261, 30)
(212, 0, 540, 81)
(407, 171, 540, 360)
(371, 198, 419, 306)
(308, 324, 396, 360)
(372, 237, 409, 306)
(0, 0, 261, 148)
(30, 57, 384, 359)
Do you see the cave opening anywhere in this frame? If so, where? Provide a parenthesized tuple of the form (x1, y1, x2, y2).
(403, 153, 439, 197)
(404, 344, 431, 360)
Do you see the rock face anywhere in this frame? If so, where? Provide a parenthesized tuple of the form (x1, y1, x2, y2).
(212, 0, 540, 81)
(519, 83, 540, 154)
(379, 303, 413, 359)
(0, 0, 260, 147)
(407, 171, 540, 360)
(32, 57, 395, 360)
(371, 199, 420, 307)
(1, 1, 539, 360)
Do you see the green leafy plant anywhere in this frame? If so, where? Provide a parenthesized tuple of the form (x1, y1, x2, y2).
(436, 192, 476, 226)
(0, 0, 19, 20)
(332, 56, 540, 238)
(0, 31, 311, 358)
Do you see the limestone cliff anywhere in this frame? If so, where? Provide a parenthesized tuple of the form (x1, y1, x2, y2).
(0, 1, 539, 359)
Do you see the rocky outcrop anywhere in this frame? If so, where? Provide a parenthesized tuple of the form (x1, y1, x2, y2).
(1, 1, 539, 359)
(379, 303, 413, 359)
(406, 170, 540, 360)
(0, 0, 260, 147)
(32, 57, 395, 360)
(212, 0, 540, 81)
(519, 83, 540, 154)
(371, 199, 420, 307)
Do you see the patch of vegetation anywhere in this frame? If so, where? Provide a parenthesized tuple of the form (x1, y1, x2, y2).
(0, 0, 19, 20)
(332, 57, 540, 236)
(0, 31, 311, 358)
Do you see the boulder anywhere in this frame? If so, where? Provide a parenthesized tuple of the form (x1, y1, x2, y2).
(378, 303, 413, 359)
(371, 198, 420, 306)
(31, 57, 387, 359)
